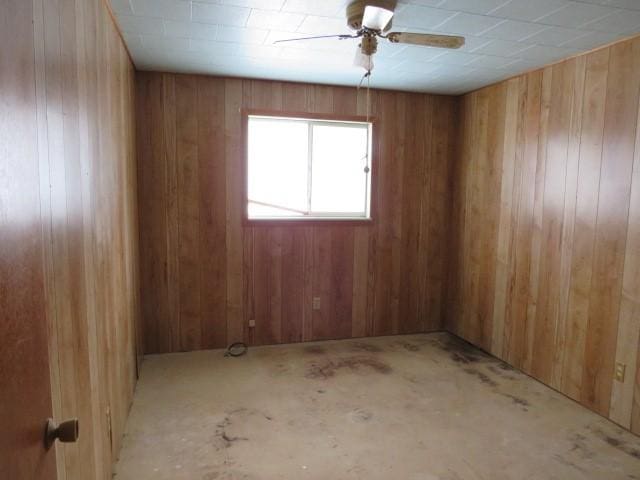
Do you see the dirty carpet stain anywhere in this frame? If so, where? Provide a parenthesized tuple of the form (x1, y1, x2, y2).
(602, 435, 640, 460)
(348, 341, 384, 353)
(501, 393, 530, 409)
(486, 364, 519, 380)
(463, 368, 499, 387)
(215, 415, 248, 450)
(305, 355, 392, 379)
(303, 345, 327, 355)
(401, 343, 421, 352)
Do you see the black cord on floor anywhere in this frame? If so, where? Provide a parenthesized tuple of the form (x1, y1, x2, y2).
(224, 342, 248, 357)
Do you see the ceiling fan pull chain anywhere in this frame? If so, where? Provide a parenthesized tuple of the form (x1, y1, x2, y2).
(366, 70, 371, 123)
(356, 68, 372, 123)
(357, 70, 371, 89)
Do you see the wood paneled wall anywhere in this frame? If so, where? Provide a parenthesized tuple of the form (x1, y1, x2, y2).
(448, 35, 640, 435)
(136, 73, 457, 354)
(31, 0, 139, 478)
(0, 1, 57, 477)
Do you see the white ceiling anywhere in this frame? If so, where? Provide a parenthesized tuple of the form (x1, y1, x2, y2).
(110, 0, 640, 94)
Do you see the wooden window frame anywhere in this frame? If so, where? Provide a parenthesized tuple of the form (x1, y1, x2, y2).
(241, 108, 378, 227)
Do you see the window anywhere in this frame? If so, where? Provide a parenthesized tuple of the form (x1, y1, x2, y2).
(246, 113, 373, 222)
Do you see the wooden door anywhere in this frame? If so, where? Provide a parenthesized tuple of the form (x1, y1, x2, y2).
(0, 0, 57, 478)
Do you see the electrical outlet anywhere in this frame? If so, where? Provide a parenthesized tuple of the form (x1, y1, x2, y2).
(312, 297, 321, 310)
(248, 319, 256, 328)
(615, 363, 626, 382)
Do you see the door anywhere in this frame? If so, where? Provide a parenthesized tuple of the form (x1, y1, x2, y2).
(0, 0, 57, 478)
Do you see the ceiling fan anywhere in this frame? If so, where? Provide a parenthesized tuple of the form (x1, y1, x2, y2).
(274, 0, 465, 73)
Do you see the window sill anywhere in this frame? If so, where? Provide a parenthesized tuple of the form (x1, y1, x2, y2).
(244, 218, 374, 227)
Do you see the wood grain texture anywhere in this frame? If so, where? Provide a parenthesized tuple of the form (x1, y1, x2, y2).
(0, 0, 57, 477)
(29, 0, 140, 478)
(136, 73, 457, 352)
(449, 35, 640, 435)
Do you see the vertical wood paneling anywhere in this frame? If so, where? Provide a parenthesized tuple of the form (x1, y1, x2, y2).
(280, 229, 305, 343)
(462, 89, 489, 347)
(0, 0, 57, 477)
(581, 39, 640, 415)
(491, 78, 520, 356)
(312, 228, 355, 340)
(424, 96, 456, 332)
(480, 86, 505, 351)
(504, 71, 542, 370)
(163, 75, 179, 353)
(372, 91, 404, 336)
(628, 98, 640, 430)
(176, 75, 201, 351)
(450, 35, 640, 435)
(224, 78, 245, 345)
(137, 75, 457, 351)
(197, 77, 227, 349)
(17, 0, 141, 478)
(531, 61, 573, 385)
(562, 48, 609, 399)
(615, 88, 640, 428)
(552, 56, 586, 389)
(137, 74, 165, 354)
(351, 225, 370, 337)
(416, 96, 435, 333)
(524, 68, 551, 374)
(253, 227, 283, 345)
(398, 94, 427, 333)
(446, 94, 472, 336)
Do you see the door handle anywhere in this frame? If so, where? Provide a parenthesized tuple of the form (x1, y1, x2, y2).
(45, 418, 79, 449)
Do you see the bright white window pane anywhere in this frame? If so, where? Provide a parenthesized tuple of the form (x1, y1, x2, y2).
(247, 115, 371, 220)
(311, 125, 368, 214)
(248, 118, 308, 216)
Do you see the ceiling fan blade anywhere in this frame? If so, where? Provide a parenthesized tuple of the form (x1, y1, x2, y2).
(274, 33, 358, 44)
(362, 5, 394, 31)
(386, 32, 465, 49)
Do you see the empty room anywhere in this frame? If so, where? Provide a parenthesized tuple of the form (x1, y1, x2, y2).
(3, 0, 640, 478)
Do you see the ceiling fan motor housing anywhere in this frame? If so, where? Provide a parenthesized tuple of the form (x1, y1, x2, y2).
(360, 35, 378, 55)
(347, 0, 396, 31)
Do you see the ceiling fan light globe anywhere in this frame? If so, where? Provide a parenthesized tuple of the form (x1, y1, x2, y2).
(354, 49, 374, 71)
(362, 5, 394, 31)
(346, 0, 396, 31)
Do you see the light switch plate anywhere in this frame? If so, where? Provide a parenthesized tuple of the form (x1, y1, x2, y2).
(615, 362, 626, 382)
(312, 297, 321, 310)
(248, 319, 256, 328)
